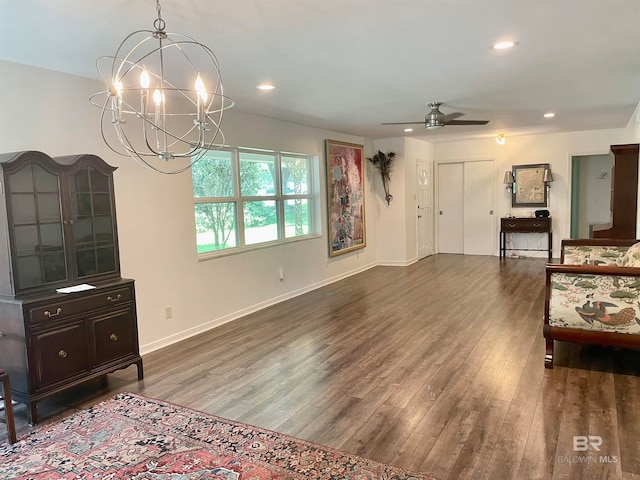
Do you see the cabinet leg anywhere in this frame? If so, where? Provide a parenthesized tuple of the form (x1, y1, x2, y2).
(136, 359, 144, 380)
(27, 402, 38, 426)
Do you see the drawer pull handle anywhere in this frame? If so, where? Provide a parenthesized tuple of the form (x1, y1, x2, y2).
(533, 223, 541, 227)
(58, 350, 68, 358)
(508, 223, 516, 227)
(44, 308, 62, 318)
(107, 294, 122, 302)
(110, 333, 118, 342)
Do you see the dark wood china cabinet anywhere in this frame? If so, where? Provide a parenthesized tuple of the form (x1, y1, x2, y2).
(0, 150, 143, 424)
(592, 143, 639, 239)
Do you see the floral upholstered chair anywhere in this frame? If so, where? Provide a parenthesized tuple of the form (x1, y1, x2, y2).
(560, 238, 639, 266)
(544, 239, 640, 368)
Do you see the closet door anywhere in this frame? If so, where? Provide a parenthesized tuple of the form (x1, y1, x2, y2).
(437, 163, 464, 254)
(463, 160, 495, 255)
(437, 160, 495, 255)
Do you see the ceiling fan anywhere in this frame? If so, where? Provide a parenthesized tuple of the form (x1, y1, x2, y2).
(381, 102, 489, 130)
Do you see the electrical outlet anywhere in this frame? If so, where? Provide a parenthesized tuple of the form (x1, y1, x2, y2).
(165, 306, 172, 319)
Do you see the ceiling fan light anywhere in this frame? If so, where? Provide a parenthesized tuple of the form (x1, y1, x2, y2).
(426, 123, 444, 130)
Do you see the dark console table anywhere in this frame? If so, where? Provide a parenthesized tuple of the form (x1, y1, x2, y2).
(500, 217, 552, 260)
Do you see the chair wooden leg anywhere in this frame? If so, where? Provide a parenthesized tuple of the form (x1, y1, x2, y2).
(1, 372, 17, 444)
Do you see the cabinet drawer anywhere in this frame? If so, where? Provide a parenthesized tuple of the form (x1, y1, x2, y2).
(92, 309, 138, 366)
(28, 286, 132, 324)
(501, 218, 550, 232)
(30, 322, 90, 388)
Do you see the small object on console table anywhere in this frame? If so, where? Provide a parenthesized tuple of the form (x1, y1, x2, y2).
(500, 217, 552, 260)
(0, 151, 143, 424)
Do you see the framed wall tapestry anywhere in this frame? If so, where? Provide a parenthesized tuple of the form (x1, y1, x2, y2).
(325, 139, 366, 257)
(512, 163, 550, 207)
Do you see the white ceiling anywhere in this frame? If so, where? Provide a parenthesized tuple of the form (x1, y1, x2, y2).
(2, 0, 639, 143)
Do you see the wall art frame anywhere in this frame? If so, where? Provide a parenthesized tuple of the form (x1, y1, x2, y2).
(325, 139, 366, 257)
(512, 163, 550, 207)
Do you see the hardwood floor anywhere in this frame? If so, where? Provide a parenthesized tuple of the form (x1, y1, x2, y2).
(4, 254, 640, 479)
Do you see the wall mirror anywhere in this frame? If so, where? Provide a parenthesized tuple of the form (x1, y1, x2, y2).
(512, 163, 550, 207)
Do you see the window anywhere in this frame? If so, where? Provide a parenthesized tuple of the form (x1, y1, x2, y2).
(193, 147, 316, 256)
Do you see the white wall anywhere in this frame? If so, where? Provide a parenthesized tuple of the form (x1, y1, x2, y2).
(0, 60, 379, 353)
(625, 103, 640, 143)
(434, 129, 628, 257)
(371, 137, 433, 265)
(370, 137, 406, 264)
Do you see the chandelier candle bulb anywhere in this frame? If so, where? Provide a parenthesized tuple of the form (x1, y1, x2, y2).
(112, 80, 125, 124)
(153, 89, 163, 127)
(195, 74, 207, 125)
(140, 68, 150, 119)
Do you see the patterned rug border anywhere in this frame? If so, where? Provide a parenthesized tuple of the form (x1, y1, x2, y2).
(1, 392, 435, 480)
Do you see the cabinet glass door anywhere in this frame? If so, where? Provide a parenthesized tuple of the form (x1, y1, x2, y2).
(9, 163, 67, 290)
(69, 167, 117, 278)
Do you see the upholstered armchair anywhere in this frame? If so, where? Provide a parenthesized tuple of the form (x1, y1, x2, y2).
(544, 239, 640, 368)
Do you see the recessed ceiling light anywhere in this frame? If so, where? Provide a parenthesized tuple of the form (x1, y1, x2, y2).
(544, 112, 556, 118)
(257, 83, 276, 91)
(495, 134, 506, 145)
(404, 128, 413, 132)
(492, 40, 517, 50)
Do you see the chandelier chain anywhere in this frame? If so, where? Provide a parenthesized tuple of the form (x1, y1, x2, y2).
(153, 0, 165, 33)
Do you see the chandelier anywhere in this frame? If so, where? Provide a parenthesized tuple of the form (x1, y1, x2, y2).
(90, 0, 234, 174)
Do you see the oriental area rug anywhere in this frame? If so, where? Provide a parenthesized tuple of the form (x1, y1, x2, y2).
(0, 392, 433, 480)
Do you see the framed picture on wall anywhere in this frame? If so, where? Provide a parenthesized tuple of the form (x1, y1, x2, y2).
(325, 139, 366, 257)
(512, 163, 550, 207)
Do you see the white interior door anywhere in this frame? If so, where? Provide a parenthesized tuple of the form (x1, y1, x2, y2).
(438, 163, 464, 254)
(417, 160, 433, 259)
(464, 160, 495, 255)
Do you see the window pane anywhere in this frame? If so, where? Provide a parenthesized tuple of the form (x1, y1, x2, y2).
(37, 193, 62, 222)
(240, 152, 276, 196)
(76, 249, 97, 276)
(9, 165, 35, 193)
(90, 170, 110, 192)
(192, 151, 234, 198)
(281, 157, 309, 195)
(34, 165, 59, 192)
(244, 200, 278, 245)
(15, 225, 39, 256)
(284, 199, 309, 238)
(96, 247, 117, 273)
(11, 193, 36, 224)
(195, 202, 237, 253)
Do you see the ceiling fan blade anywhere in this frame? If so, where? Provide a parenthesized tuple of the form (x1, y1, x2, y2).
(381, 121, 428, 125)
(440, 112, 464, 122)
(444, 119, 490, 126)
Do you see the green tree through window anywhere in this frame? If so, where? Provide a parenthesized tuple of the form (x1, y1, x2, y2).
(192, 147, 315, 255)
